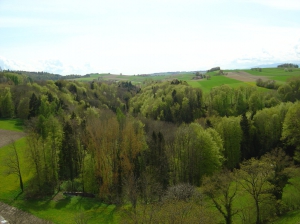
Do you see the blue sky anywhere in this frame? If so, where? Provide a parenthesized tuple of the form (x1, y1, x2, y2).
(0, 0, 300, 75)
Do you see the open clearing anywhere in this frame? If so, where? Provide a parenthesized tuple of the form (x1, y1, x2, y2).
(0, 129, 25, 148)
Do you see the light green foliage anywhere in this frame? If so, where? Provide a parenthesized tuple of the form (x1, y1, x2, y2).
(0, 138, 30, 201)
(206, 85, 256, 116)
(215, 116, 242, 169)
(130, 81, 203, 123)
(248, 91, 265, 114)
(0, 87, 14, 118)
(202, 170, 238, 224)
(39, 95, 52, 118)
(237, 158, 276, 224)
(282, 102, 300, 162)
(171, 123, 223, 185)
(276, 77, 300, 103)
(278, 84, 294, 102)
(206, 128, 224, 154)
(1, 72, 23, 85)
(31, 82, 48, 94)
(253, 103, 291, 155)
(206, 85, 234, 116)
(24, 115, 64, 195)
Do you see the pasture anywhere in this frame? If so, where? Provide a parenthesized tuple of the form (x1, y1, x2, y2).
(73, 69, 283, 92)
(0, 119, 24, 132)
(241, 68, 300, 82)
(187, 75, 249, 93)
(72, 68, 300, 94)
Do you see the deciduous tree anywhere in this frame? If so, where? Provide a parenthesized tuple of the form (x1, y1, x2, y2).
(237, 158, 275, 224)
(4, 141, 24, 192)
(202, 169, 238, 224)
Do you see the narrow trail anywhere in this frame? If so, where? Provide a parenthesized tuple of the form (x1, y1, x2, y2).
(0, 202, 52, 224)
(0, 129, 26, 148)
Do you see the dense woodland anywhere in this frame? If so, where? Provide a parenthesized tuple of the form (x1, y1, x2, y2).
(1, 70, 300, 223)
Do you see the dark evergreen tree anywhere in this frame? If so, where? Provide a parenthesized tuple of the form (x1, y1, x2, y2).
(149, 131, 169, 190)
(28, 93, 41, 119)
(59, 121, 79, 189)
(240, 113, 252, 160)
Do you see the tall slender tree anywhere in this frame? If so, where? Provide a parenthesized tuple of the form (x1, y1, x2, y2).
(4, 141, 24, 192)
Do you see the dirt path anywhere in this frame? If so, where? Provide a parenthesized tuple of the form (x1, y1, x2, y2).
(0, 130, 26, 148)
(0, 202, 52, 224)
(227, 71, 269, 82)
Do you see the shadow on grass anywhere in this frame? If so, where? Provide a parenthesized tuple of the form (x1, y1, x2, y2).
(0, 118, 24, 131)
(14, 191, 23, 200)
(70, 196, 118, 223)
(13, 119, 24, 131)
(98, 205, 117, 224)
(73, 196, 103, 210)
(277, 209, 300, 222)
(55, 196, 71, 209)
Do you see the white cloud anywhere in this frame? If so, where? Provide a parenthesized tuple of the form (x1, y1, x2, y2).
(247, 0, 300, 10)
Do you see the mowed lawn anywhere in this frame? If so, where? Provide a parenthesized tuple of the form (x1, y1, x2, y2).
(0, 119, 120, 224)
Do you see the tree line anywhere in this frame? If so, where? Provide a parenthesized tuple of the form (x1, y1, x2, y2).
(1, 72, 300, 223)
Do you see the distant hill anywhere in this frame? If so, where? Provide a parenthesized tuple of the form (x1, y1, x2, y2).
(255, 63, 299, 68)
(142, 70, 207, 76)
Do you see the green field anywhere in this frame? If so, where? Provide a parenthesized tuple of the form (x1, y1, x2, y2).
(73, 68, 300, 93)
(12, 196, 119, 224)
(242, 68, 300, 76)
(0, 119, 24, 132)
(241, 68, 300, 82)
(187, 75, 250, 93)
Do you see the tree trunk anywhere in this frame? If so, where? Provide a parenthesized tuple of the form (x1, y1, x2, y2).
(225, 204, 232, 224)
(255, 200, 260, 224)
(19, 174, 24, 192)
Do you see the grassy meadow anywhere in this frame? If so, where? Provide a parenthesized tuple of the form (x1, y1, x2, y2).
(0, 118, 24, 132)
(187, 75, 249, 93)
(242, 68, 300, 76)
(242, 68, 300, 82)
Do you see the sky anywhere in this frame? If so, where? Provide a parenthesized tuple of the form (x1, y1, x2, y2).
(0, 0, 300, 75)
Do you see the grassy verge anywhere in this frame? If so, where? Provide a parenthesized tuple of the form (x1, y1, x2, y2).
(12, 196, 119, 224)
(272, 210, 300, 224)
(0, 118, 24, 132)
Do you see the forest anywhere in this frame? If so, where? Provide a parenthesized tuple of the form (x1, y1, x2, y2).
(1, 69, 300, 224)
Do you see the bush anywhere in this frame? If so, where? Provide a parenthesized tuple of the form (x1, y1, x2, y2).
(256, 79, 278, 89)
(164, 183, 195, 201)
